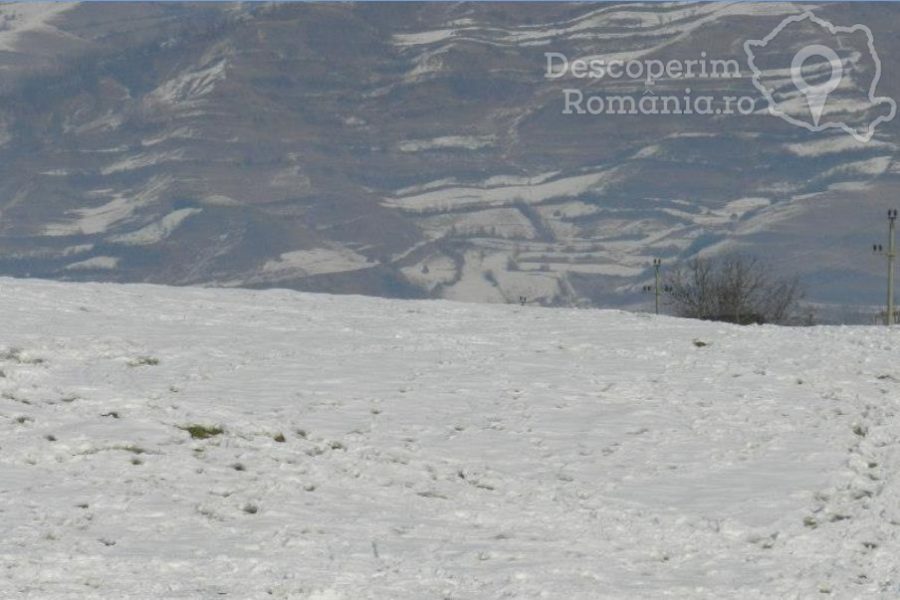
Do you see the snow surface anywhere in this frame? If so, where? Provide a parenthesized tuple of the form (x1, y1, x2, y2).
(0, 277, 898, 598)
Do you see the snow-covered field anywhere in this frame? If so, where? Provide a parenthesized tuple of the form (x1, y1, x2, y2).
(0, 277, 898, 599)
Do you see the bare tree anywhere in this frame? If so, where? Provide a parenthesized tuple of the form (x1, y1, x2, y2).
(666, 257, 716, 319)
(665, 254, 806, 325)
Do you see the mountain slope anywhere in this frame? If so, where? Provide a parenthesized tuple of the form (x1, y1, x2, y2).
(0, 2, 898, 311)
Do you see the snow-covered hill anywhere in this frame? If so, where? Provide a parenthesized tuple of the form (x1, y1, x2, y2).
(0, 278, 898, 598)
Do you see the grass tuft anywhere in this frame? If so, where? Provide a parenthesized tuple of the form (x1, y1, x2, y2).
(128, 356, 160, 367)
(0, 347, 45, 364)
(180, 424, 224, 440)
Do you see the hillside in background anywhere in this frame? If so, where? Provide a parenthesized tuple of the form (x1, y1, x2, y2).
(0, 2, 899, 315)
(1, 276, 899, 598)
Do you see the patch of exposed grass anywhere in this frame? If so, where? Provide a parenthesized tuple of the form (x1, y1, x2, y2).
(0, 347, 45, 365)
(128, 356, 160, 367)
(2, 391, 23, 403)
(180, 424, 224, 440)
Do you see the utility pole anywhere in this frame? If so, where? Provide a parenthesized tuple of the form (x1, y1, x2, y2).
(873, 209, 897, 326)
(642, 258, 671, 315)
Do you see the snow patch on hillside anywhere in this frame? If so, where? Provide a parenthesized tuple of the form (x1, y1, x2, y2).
(420, 207, 536, 239)
(816, 156, 892, 181)
(398, 135, 495, 153)
(141, 127, 202, 147)
(44, 176, 173, 237)
(64, 255, 119, 270)
(109, 208, 201, 246)
(393, 2, 799, 55)
(101, 150, 186, 175)
(262, 247, 373, 277)
(385, 169, 618, 213)
(0, 3, 76, 52)
(145, 59, 228, 108)
(785, 136, 895, 158)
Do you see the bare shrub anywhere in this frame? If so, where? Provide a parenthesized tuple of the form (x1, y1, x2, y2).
(666, 254, 806, 325)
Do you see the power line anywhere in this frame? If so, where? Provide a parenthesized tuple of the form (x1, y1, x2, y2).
(872, 209, 897, 326)
(642, 258, 672, 315)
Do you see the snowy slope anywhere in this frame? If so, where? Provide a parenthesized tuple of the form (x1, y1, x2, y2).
(0, 278, 898, 598)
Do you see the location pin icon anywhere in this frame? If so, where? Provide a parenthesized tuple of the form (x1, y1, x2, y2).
(791, 44, 843, 127)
